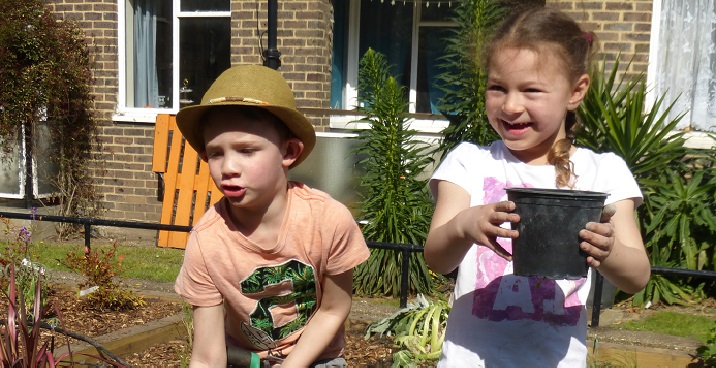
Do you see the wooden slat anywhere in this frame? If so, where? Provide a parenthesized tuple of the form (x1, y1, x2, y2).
(193, 160, 213, 224)
(157, 116, 183, 247)
(152, 114, 170, 173)
(154, 114, 224, 249)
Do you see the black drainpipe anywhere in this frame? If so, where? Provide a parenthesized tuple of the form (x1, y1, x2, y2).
(263, 0, 281, 70)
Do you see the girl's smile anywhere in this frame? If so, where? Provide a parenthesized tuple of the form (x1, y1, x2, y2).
(486, 46, 588, 165)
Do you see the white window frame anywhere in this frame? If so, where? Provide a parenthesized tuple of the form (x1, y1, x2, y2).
(114, 0, 230, 123)
(330, 0, 451, 134)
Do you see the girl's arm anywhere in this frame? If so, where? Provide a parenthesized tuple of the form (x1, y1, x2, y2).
(281, 270, 354, 368)
(425, 180, 519, 275)
(579, 198, 651, 293)
(190, 304, 227, 367)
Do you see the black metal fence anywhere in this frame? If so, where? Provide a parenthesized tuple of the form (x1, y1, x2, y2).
(1, 210, 714, 327)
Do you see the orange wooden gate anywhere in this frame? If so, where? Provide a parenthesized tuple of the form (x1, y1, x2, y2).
(152, 114, 223, 249)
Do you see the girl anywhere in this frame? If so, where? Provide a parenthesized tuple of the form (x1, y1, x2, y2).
(424, 7, 651, 367)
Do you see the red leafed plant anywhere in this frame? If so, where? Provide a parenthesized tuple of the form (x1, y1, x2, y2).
(0, 264, 127, 367)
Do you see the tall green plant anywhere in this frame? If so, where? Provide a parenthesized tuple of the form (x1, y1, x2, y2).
(0, 0, 102, 235)
(434, 0, 505, 157)
(352, 49, 436, 297)
(576, 55, 716, 306)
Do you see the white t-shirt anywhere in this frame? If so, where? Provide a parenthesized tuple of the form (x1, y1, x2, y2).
(431, 141, 642, 368)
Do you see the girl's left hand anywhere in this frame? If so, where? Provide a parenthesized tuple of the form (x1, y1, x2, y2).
(579, 203, 616, 268)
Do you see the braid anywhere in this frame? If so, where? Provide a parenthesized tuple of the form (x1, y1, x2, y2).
(548, 111, 579, 188)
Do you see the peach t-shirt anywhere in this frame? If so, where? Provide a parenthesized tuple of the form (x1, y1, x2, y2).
(175, 182, 369, 360)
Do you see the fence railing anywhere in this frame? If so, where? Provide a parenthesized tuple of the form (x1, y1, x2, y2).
(1, 210, 714, 327)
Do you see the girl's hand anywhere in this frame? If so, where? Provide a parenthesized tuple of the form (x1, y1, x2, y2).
(579, 203, 617, 268)
(464, 200, 520, 261)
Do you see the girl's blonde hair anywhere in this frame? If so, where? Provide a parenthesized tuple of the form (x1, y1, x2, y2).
(485, 7, 597, 188)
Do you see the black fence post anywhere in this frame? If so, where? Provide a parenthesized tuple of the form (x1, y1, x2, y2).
(84, 223, 92, 256)
(401, 249, 409, 308)
(591, 271, 604, 327)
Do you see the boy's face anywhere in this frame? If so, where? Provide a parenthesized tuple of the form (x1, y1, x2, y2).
(201, 109, 301, 211)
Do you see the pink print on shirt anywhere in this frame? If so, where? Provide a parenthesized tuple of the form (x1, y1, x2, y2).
(471, 178, 585, 326)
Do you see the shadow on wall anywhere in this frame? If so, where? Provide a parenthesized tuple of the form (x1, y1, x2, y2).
(289, 132, 441, 215)
(288, 132, 366, 214)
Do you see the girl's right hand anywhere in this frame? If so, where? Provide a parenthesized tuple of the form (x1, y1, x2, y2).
(462, 200, 520, 261)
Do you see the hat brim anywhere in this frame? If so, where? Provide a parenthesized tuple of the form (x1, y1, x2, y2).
(176, 103, 316, 168)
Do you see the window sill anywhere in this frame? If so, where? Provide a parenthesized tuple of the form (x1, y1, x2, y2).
(682, 131, 715, 150)
(298, 108, 449, 134)
(112, 108, 178, 124)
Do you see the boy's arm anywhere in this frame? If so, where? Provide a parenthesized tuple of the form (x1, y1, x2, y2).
(280, 270, 354, 368)
(190, 304, 227, 367)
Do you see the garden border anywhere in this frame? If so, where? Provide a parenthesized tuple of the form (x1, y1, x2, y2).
(0, 210, 713, 328)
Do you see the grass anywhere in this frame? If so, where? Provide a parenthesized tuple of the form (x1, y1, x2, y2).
(9, 241, 185, 283)
(619, 311, 715, 344)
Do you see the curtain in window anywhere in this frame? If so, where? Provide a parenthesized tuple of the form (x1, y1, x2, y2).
(654, 0, 716, 131)
(133, 0, 159, 108)
(359, 1, 413, 89)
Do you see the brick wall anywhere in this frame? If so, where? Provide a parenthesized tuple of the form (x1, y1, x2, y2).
(548, 0, 654, 77)
(40, 0, 655, 227)
(42, 0, 334, 228)
(234, 0, 334, 130)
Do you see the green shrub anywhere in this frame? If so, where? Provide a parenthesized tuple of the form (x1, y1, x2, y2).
(352, 48, 436, 297)
(61, 242, 146, 311)
(0, 0, 102, 235)
(576, 55, 716, 306)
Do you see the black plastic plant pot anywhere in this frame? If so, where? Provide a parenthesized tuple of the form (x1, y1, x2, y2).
(506, 188, 608, 280)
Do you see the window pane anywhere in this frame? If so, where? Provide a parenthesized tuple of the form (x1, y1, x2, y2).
(420, 3, 456, 22)
(359, 1, 413, 88)
(417, 27, 454, 114)
(181, 0, 229, 12)
(179, 18, 231, 106)
(331, 0, 348, 109)
(126, 0, 173, 108)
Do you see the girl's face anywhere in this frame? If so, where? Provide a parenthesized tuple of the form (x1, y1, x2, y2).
(202, 110, 298, 213)
(486, 46, 589, 164)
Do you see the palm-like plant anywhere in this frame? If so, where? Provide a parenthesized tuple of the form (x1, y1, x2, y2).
(576, 56, 689, 178)
(576, 55, 716, 306)
(352, 48, 435, 297)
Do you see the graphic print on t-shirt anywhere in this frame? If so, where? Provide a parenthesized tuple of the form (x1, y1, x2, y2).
(239, 260, 317, 349)
(471, 178, 585, 326)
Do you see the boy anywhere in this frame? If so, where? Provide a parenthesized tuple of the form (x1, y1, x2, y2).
(174, 65, 370, 367)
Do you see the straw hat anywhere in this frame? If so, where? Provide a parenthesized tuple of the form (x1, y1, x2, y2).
(176, 65, 316, 168)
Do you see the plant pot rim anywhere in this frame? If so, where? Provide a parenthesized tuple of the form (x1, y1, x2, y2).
(505, 187, 608, 199)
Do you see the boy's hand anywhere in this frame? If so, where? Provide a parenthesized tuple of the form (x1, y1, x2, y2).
(579, 203, 617, 268)
(464, 201, 520, 261)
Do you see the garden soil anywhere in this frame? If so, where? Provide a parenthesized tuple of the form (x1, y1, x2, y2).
(38, 267, 713, 367)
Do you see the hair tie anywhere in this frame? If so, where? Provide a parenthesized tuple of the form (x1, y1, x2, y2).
(584, 32, 593, 46)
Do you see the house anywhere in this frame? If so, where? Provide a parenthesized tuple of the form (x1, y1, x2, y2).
(31, 0, 712, 236)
